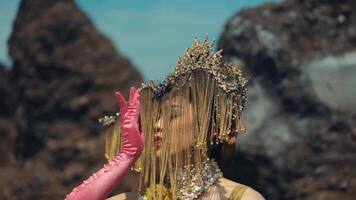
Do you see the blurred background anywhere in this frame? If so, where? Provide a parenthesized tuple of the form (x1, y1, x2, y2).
(0, 0, 355, 199)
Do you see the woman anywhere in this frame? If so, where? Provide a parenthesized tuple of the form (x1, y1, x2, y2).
(65, 39, 265, 200)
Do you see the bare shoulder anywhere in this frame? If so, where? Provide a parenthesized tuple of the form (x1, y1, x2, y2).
(106, 192, 139, 200)
(240, 187, 265, 200)
(217, 178, 265, 200)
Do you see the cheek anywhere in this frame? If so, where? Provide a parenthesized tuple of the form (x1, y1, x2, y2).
(170, 119, 195, 148)
(164, 108, 195, 153)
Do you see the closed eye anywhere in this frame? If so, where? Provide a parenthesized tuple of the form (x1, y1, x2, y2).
(170, 110, 182, 119)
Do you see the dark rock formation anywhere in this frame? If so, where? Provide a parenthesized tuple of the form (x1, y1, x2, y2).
(0, 64, 16, 117)
(0, 63, 17, 166)
(219, 0, 356, 199)
(220, 0, 356, 116)
(285, 115, 356, 200)
(0, 0, 142, 199)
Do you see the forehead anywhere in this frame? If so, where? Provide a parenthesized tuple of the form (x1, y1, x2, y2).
(156, 92, 191, 113)
(162, 88, 190, 101)
(161, 99, 189, 110)
(162, 91, 190, 105)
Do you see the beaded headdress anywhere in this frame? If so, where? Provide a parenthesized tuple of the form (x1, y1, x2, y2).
(102, 38, 248, 200)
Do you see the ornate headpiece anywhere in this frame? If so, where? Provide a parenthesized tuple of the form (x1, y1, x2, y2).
(103, 38, 248, 200)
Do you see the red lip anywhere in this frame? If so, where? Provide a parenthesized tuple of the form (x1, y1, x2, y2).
(154, 135, 162, 145)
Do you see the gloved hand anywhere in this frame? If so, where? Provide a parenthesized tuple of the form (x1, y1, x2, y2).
(65, 87, 144, 200)
(116, 87, 144, 157)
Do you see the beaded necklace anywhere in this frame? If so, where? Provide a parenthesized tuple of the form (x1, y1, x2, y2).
(140, 159, 222, 200)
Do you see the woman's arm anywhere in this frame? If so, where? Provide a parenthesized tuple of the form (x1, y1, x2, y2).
(65, 87, 144, 200)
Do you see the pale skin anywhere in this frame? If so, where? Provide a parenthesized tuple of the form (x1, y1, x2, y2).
(107, 98, 265, 200)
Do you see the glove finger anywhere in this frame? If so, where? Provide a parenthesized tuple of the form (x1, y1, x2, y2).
(115, 91, 127, 112)
(129, 87, 137, 103)
(128, 87, 140, 116)
(134, 89, 140, 114)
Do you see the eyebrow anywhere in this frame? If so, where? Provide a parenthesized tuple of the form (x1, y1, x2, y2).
(162, 104, 182, 110)
(171, 105, 182, 108)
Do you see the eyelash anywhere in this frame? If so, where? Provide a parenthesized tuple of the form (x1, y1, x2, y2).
(170, 111, 181, 119)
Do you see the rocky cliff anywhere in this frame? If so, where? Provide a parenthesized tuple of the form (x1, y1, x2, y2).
(0, 0, 142, 199)
(219, 0, 356, 199)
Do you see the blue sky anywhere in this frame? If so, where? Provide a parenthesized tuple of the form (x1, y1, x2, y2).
(0, 0, 281, 81)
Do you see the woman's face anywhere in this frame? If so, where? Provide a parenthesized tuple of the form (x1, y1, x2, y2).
(153, 97, 195, 158)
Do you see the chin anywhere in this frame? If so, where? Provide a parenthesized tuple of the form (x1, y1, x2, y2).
(155, 149, 161, 158)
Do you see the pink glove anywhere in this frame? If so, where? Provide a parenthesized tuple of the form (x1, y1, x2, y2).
(65, 87, 144, 200)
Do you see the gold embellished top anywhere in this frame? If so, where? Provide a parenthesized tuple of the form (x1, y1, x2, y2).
(229, 184, 249, 200)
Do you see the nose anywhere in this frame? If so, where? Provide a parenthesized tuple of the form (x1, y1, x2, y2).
(153, 118, 163, 135)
